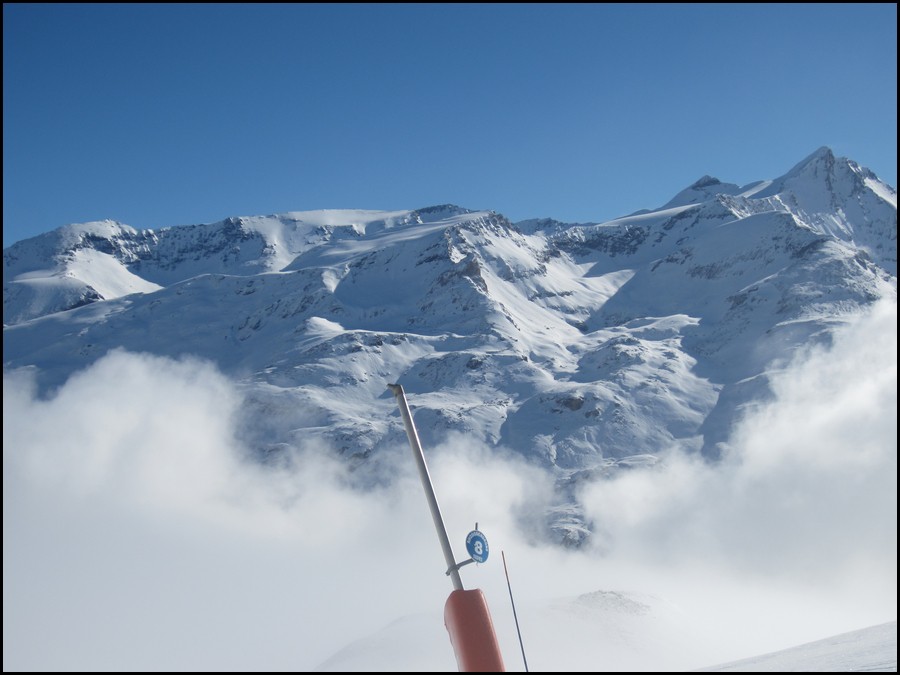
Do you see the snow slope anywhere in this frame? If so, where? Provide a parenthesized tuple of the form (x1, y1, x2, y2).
(699, 620, 897, 672)
(314, 593, 896, 673)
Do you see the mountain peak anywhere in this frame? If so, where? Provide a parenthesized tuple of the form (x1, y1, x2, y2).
(784, 145, 836, 177)
(689, 175, 722, 190)
(56, 219, 136, 241)
(411, 204, 475, 222)
(660, 175, 741, 210)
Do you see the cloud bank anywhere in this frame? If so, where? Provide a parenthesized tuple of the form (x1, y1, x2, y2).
(3, 300, 896, 671)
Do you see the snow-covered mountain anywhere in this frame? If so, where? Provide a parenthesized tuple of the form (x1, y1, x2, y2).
(3, 147, 896, 544)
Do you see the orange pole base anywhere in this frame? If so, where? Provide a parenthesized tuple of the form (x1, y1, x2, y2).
(444, 589, 505, 672)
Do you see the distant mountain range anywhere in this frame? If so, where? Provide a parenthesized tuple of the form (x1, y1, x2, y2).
(4, 146, 896, 544)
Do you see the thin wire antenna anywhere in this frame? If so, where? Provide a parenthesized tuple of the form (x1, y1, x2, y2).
(502, 550, 529, 672)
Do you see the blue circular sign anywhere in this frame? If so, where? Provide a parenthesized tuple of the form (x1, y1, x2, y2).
(466, 530, 489, 563)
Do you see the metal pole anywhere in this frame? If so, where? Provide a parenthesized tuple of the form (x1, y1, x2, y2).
(502, 551, 528, 672)
(389, 383, 464, 591)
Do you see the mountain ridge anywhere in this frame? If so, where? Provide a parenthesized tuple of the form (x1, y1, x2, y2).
(4, 147, 896, 544)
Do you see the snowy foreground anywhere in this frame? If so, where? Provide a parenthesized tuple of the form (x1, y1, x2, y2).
(315, 587, 896, 672)
(698, 620, 897, 672)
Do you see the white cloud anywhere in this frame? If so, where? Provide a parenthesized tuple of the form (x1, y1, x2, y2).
(3, 350, 440, 670)
(577, 299, 897, 647)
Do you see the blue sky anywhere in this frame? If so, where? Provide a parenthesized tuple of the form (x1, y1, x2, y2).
(3, 3, 897, 247)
